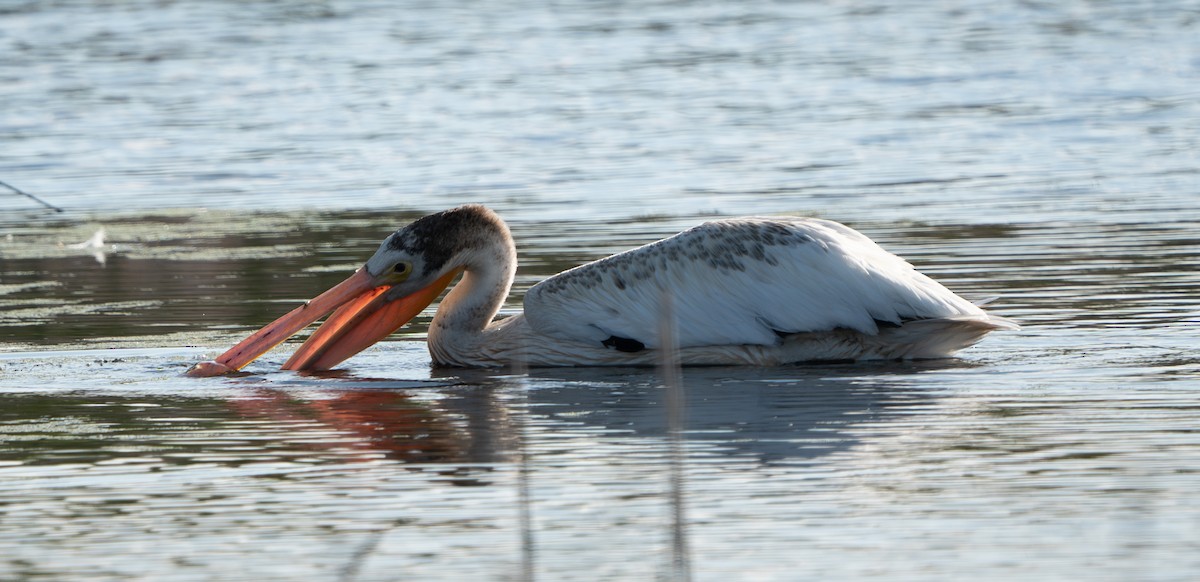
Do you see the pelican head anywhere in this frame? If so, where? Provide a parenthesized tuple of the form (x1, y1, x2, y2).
(187, 205, 508, 376)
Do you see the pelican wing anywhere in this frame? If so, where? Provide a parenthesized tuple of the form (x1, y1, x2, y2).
(523, 217, 989, 350)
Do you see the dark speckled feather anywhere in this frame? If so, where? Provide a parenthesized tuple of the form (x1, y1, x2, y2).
(387, 205, 508, 277)
(523, 217, 992, 350)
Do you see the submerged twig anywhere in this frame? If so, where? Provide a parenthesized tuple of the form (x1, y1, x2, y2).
(0, 179, 63, 213)
(658, 292, 692, 582)
(507, 345, 537, 581)
(515, 374, 536, 582)
(336, 519, 406, 582)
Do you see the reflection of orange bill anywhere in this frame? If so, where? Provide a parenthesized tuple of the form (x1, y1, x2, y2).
(187, 266, 460, 376)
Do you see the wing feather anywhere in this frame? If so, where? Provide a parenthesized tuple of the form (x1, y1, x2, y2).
(524, 218, 987, 349)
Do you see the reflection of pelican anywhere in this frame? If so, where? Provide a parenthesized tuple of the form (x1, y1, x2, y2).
(190, 205, 1015, 375)
(228, 390, 468, 463)
(509, 363, 948, 464)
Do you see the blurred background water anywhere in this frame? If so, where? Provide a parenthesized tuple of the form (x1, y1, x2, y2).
(1, 0, 1199, 580)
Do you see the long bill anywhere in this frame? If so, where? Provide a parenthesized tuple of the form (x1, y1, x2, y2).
(283, 267, 462, 371)
(186, 267, 460, 377)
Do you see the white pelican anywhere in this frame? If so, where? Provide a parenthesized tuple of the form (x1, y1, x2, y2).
(188, 205, 1015, 376)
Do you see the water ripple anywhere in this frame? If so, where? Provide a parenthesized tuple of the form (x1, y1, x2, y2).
(3, 0, 1200, 579)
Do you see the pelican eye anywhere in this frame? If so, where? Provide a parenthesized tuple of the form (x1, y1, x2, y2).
(392, 262, 411, 275)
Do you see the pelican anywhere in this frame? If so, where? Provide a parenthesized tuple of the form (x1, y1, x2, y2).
(188, 205, 1015, 376)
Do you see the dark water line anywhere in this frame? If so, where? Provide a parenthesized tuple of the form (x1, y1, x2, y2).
(0, 179, 63, 213)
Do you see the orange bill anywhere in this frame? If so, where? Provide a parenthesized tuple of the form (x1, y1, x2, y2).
(186, 267, 382, 377)
(282, 267, 463, 371)
(187, 267, 462, 376)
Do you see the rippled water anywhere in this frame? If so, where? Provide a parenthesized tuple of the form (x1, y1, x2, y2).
(3, 1, 1200, 580)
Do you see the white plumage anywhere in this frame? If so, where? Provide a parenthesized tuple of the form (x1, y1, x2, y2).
(524, 217, 991, 351)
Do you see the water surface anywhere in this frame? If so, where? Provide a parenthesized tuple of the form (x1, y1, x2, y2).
(2, 1, 1200, 580)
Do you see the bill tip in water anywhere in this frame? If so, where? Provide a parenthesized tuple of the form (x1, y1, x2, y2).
(186, 360, 235, 377)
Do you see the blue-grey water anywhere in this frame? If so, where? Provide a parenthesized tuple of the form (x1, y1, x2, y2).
(2, 1, 1199, 580)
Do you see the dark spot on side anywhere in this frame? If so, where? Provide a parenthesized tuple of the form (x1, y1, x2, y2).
(602, 335, 645, 353)
(614, 276, 626, 290)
